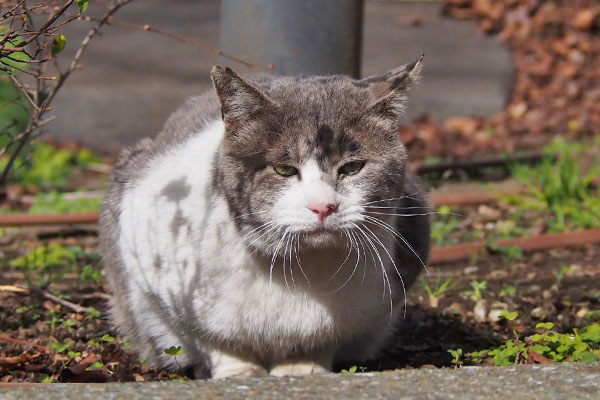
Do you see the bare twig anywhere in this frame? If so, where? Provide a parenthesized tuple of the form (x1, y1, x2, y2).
(81, 15, 275, 69)
(44, 0, 134, 107)
(0, 0, 133, 186)
(11, 283, 97, 315)
(0, 334, 51, 353)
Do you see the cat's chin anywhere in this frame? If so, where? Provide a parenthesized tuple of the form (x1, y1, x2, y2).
(300, 229, 339, 248)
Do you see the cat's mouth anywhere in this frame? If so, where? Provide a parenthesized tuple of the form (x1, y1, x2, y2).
(299, 226, 339, 247)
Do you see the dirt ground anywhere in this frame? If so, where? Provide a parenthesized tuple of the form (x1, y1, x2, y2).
(1, 0, 600, 384)
(1, 212, 599, 382)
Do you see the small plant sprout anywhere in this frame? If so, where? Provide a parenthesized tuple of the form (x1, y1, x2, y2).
(554, 264, 571, 282)
(448, 348, 463, 368)
(500, 284, 517, 298)
(464, 280, 487, 300)
(164, 345, 183, 369)
(419, 268, 454, 308)
(86, 361, 105, 371)
(431, 205, 460, 246)
(341, 365, 367, 373)
(38, 373, 53, 383)
(50, 341, 70, 354)
(62, 319, 77, 328)
(86, 306, 101, 319)
(79, 264, 104, 285)
(486, 240, 523, 266)
(120, 338, 133, 349)
(90, 334, 115, 344)
(499, 310, 522, 321)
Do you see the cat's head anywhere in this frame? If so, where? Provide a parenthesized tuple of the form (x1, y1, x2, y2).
(211, 58, 422, 252)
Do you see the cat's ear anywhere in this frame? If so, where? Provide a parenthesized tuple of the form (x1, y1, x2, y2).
(211, 66, 275, 129)
(361, 55, 423, 122)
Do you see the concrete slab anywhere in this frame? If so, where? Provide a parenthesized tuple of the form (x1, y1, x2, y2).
(46, 0, 513, 152)
(2, 363, 599, 400)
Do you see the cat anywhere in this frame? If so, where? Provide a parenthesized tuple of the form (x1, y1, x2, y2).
(99, 57, 431, 379)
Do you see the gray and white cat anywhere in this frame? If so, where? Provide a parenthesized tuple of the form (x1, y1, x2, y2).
(99, 58, 430, 379)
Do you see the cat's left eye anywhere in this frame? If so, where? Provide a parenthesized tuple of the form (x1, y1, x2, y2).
(274, 165, 299, 177)
(338, 161, 365, 177)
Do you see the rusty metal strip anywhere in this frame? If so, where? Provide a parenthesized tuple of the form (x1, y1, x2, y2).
(429, 229, 600, 264)
(0, 212, 99, 226)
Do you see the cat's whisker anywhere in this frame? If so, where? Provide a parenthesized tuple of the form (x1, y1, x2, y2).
(359, 192, 422, 207)
(359, 222, 407, 319)
(365, 211, 463, 217)
(359, 196, 412, 206)
(364, 215, 430, 279)
(362, 205, 432, 210)
(284, 232, 296, 290)
(326, 231, 354, 284)
(354, 227, 379, 285)
(270, 229, 290, 286)
(293, 233, 311, 288)
(326, 231, 361, 295)
(351, 230, 368, 284)
(247, 224, 282, 255)
(242, 220, 277, 242)
(352, 223, 393, 322)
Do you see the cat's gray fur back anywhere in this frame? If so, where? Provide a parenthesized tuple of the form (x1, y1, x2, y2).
(99, 58, 430, 378)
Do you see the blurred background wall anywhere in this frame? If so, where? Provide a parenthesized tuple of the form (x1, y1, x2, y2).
(49, 0, 512, 152)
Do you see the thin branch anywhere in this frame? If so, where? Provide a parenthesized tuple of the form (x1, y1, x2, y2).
(12, 284, 96, 315)
(80, 15, 275, 69)
(0, 334, 51, 353)
(43, 0, 134, 107)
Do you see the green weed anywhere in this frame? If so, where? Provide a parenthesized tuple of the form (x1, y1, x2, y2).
(464, 280, 487, 300)
(448, 348, 463, 368)
(499, 310, 522, 321)
(90, 334, 115, 344)
(79, 264, 104, 285)
(28, 190, 103, 214)
(8, 243, 103, 288)
(50, 341, 70, 353)
(419, 268, 454, 307)
(164, 345, 183, 369)
(467, 320, 600, 366)
(431, 205, 460, 246)
(0, 141, 100, 189)
(500, 284, 517, 299)
(341, 365, 367, 373)
(486, 239, 523, 265)
(86, 306, 101, 319)
(505, 138, 600, 232)
(9, 243, 79, 288)
(38, 373, 54, 383)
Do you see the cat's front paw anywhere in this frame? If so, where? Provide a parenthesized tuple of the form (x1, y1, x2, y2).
(269, 361, 329, 377)
(212, 364, 269, 379)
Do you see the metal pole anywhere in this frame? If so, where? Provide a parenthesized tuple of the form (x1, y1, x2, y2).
(220, 0, 364, 77)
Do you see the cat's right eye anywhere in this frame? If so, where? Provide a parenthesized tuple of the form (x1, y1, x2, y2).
(274, 165, 298, 177)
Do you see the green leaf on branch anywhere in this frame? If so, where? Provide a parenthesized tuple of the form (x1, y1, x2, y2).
(77, 0, 89, 14)
(51, 34, 67, 56)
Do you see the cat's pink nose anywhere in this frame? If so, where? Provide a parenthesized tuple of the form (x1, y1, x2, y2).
(307, 202, 337, 223)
